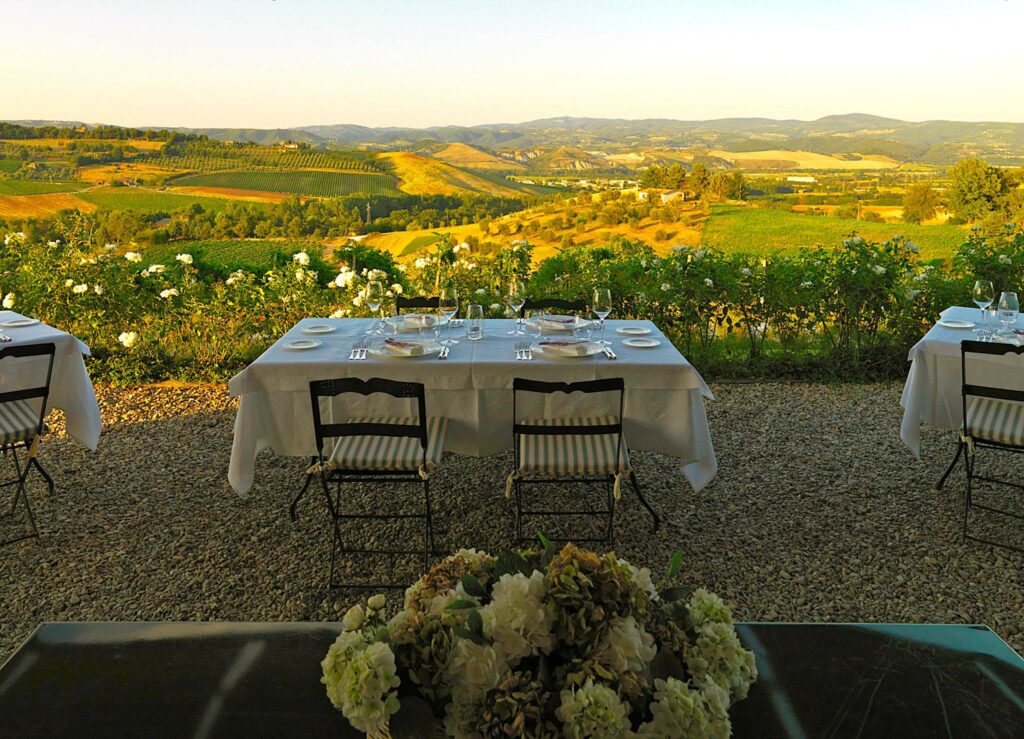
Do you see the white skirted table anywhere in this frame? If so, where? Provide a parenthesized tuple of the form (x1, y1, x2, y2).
(228, 318, 716, 494)
(0, 311, 101, 450)
(901, 306, 1024, 460)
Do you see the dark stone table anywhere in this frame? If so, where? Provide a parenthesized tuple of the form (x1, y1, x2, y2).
(1, 622, 1021, 737)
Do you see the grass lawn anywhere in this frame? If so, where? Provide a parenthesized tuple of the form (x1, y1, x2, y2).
(0, 180, 86, 195)
(702, 204, 966, 260)
(145, 239, 319, 272)
(77, 187, 234, 213)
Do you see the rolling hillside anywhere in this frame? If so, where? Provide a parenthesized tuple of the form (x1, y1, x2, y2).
(378, 152, 529, 197)
(429, 143, 526, 172)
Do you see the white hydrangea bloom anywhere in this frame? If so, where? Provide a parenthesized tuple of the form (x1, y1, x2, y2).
(661, 283, 671, 292)
(592, 615, 657, 674)
(93, 285, 104, 296)
(2, 293, 15, 309)
(704, 278, 714, 287)
(159, 288, 179, 300)
(686, 588, 734, 629)
(480, 571, 555, 662)
(619, 559, 659, 602)
(637, 677, 730, 737)
(329, 308, 349, 319)
(555, 679, 632, 738)
(684, 622, 758, 701)
(292, 251, 310, 266)
(321, 634, 400, 734)
(385, 608, 417, 647)
(175, 253, 193, 265)
(118, 331, 139, 348)
(391, 283, 403, 294)
(414, 258, 427, 269)
(475, 287, 486, 295)
(999, 254, 1012, 265)
(445, 637, 507, 704)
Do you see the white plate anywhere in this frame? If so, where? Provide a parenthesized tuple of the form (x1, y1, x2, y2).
(938, 319, 975, 329)
(623, 337, 661, 349)
(367, 339, 442, 359)
(0, 318, 40, 328)
(301, 324, 337, 335)
(284, 339, 322, 351)
(527, 315, 589, 333)
(616, 326, 652, 336)
(532, 340, 604, 359)
(384, 314, 448, 333)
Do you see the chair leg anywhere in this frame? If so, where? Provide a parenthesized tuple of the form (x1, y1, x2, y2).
(327, 481, 343, 590)
(27, 457, 55, 497)
(962, 450, 974, 543)
(605, 478, 615, 546)
(936, 441, 964, 491)
(3, 448, 39, 546)
(423, 478, 432, 571)
(629, 471, 660, 532)
(290, 473, 314, 522)
(515, 478, 523, 544)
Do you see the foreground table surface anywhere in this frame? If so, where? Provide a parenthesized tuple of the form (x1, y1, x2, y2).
(2, 622, 1020, 737)
(228, 318, 716, 494)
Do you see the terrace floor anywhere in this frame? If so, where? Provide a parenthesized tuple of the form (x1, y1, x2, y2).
(1, 383, 1022, 662)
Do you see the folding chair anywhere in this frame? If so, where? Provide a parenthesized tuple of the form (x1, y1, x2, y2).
(307, 377, 446, 589)
(1, 343, 56, 546)
(506, 377, 659, 546)
(395, 296, 439, 315)
(953, 340, 1024, 552)
(519, 298, 587, 318)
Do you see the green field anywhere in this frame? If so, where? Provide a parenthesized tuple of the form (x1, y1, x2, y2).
(400, 234, 441, 256)
(145, 239, 320, 272)
(0, 160, 21, 174)
(166, 170, 402, 197)
(702, 204, 966, 260)
(0, 179, 85, 195)
(77, 187, 233, 213)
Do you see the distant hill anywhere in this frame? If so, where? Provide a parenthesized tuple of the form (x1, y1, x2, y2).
(378, 152, 530, 197)
(429, 143, 526, 172)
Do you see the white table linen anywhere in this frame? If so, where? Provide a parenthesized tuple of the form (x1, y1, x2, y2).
(900, 305, 1024, 457)
(228, 319, 716, 494)
(0, 311, 101, 450)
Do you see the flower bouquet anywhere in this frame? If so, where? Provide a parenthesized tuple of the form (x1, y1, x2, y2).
(321, 541, 757, 737)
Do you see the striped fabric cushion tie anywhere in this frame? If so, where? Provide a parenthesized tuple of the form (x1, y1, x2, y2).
(0, 399, 42, 447)
(965, 397, 1024, 447)
(328, 417, 447, 474)
(516, 416, 629, 477)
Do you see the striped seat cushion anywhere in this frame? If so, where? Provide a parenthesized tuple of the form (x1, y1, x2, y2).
(517, 416, 629, 477)
(328, 417, 446, 472)
(965, 397, 1024, 447)
(0, 399, 44, 447)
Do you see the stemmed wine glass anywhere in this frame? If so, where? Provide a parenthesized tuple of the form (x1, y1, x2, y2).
(973, 279, 994, 338)
(365, 280, 384, 335)
(439, 286, 459, 345)
(998, 291, 1019, 335)
(506, 277, 527, 335)
(592, 287, 612, 346)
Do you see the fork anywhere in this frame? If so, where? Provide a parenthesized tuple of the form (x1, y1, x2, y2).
(357, 339, 368, 360)
(603, 345, 618, 360)
(348, 340, 360, 360)
(0, 332, 10, 343)
(515, 341, 525, 360)
(438, 345, 450, 360)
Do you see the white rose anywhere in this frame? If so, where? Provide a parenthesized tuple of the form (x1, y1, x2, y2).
(159, 288, 179, 299)
(703, 278, 714, 287)
(118, 331, 139, 348)
(391, 283, 403, 294)
(292, 251, 310, 266)
(146, 264, 165, 274)
(343, 604, 365, 631)
(999, 254, 1012, 265)
(367, 594, 386, 611)
(72, 283, 88, 294)
(2, 293, 15, 309)
(175, 253, 193, 265)
(475, 288, 486, 295)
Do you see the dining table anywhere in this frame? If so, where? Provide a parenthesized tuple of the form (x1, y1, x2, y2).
(901, 305, 1024, 459)
(227, 317, 716, 495)
(0, 310, 102, 450)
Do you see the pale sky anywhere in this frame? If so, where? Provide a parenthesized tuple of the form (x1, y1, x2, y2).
(3, 0, 1023, 129)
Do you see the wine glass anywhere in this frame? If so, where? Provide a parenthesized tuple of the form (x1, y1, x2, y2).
(973, 279, 994, 337)
(506, 277, 527, 335)
(592, 287, 612, 346)
(439, 286, 459, 345)
(525, 308, 544, 339)
(365, 280, 384, 335)
(998, 291, 1019, 334)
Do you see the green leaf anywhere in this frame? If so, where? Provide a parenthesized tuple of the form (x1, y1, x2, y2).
(659, 585, 694, 603)
(468, 609, 484, 635)
(538, 532, 553, 551)
(446, 599, 477, 610)
(460, 574, 488, 599)
(649, 649, 688, 682)
(666, 551, 683, 581)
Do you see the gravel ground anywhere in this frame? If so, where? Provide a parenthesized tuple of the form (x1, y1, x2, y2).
(1, 382, 1022, 663)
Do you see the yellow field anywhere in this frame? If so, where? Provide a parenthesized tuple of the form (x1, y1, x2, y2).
(430, 143, 526, 172)
(0, 138, 165, 151)
(78, 162, 184, 183)
(0, 192, 95, 218)
(169, 186, 296, 204)
(710, 149, 900, 170)
(378, 152, 525, 197)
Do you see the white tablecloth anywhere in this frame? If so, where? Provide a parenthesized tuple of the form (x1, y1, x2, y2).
(0, 311, 101, 450)
(228, 318, 716, 494)
(900, 305, 1024, 457)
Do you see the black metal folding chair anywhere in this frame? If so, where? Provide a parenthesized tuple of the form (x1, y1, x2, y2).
(519, 298, 587, 318)
(0, 343, 56, 546)
(395, 296, 439, 315)
(308, 377, 446, 589)
(507, 377, 659, 546)
(946, 340, 1024, 552)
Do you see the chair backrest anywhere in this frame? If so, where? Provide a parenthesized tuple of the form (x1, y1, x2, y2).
(0, 342, 56, 437)
(519, 298, 587, 318)
(308, 377, 428, 463)
(395, 296, 440, 315)
(512, 378, 626, 466)
(960, 340, 1024, 439)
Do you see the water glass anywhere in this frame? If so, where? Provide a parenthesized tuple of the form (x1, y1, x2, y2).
(525, 309, 544, 339)
(998, 291, 1019, 333)
(418, 315, 441, 343)
(465, 304, 484, 340)
(573, 319, 595, 341)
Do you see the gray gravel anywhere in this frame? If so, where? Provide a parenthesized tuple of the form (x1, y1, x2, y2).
(1, 382, 1022, 663)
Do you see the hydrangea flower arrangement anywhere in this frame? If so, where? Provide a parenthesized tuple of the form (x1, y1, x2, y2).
(321, 542, 756, 738)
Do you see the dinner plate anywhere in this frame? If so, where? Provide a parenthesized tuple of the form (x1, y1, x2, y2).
(616, 326, 652, 336)
(532, 340, 603, 359)
(623, 337, 661, 349)
(367, 339, 442, 359)
(284, 339, 322, 351)
(301, 323, 337, 335)
(384, 314, 449, 333)
(0, 318, 40, 328)
(527, 315, 589, 333)
(937, 319, 974, 329)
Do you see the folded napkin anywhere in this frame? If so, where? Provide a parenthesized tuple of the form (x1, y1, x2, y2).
(991, 332, 1024, 347)
(539, 339, 592, 357)
(384, 337, 427, 356)
(540, 315, 578, 331)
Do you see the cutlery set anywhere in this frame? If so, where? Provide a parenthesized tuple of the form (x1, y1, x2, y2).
(515, 341, 533, 360)
(347, 339, 368, 360)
